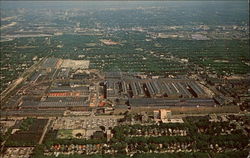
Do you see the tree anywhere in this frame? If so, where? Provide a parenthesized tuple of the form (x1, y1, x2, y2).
(100, 126, 105, 131)
(148, 144, 157, 152)
(75, 133, 82, 138)
(111, 142, 126, 151)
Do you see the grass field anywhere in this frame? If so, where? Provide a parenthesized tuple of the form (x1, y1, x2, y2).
(57, 129, 73, 139)
(57, 129, 86, 139)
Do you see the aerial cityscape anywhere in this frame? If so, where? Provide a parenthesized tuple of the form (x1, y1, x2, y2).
(0, 1, 249, 158)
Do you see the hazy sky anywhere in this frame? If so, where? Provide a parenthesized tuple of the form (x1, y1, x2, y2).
(1, 1, 248, 10)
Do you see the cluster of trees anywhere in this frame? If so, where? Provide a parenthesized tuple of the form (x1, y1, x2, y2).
(2, 118, 35, 147)
(42, 130, 248, 154)
(156, 39, 249, 75)
(184, 116, 242, 135)
(39, 115, 248, 156)
(194, 134, 248, 151)
(0, 128, 12, 143)
(109, 116, 248, 153)
(44, 138, 106, 147)
(110, 135, 192, 153)
(6, 115, 247, 158)
(5, 139, 36, 147)
(132, 151, 249, 158)
(110, 133, 248, 152)
(19, 118, 35, 131)
(49, 32, 188, 76)
(0, 37, 52, 93)
(5, 118, 48, 147)
(112, 123, 189, 138)
(32, 151, 249, 158)
(114, 118, 240, 138)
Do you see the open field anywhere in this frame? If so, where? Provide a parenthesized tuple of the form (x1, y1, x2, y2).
(57, 129, 74, 139)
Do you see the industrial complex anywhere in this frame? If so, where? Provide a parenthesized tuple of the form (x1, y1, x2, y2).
(0, 57, 218, 117)
(1, 1, 249, 157)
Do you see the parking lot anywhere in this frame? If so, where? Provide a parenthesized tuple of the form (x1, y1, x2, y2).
(52, 115, 123, 130)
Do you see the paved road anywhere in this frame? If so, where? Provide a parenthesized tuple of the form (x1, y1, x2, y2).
(39, 119, 51, 144)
